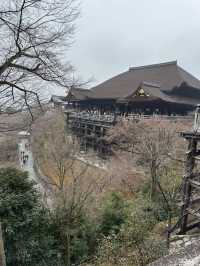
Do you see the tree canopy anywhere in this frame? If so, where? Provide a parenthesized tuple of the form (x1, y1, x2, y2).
(0, 168, 63, 266)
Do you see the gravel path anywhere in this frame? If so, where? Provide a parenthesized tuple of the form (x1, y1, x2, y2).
(18, 132, 49, 200)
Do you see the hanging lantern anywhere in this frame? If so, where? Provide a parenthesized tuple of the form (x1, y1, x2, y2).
(193, 104, 200, 132)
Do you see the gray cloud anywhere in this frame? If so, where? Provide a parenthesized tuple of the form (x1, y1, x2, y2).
(67, 0, 200, 87)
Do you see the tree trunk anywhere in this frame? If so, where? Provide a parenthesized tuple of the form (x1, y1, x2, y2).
(66, 229, 71, 266)
(62, 225, 71, 266)
(167, 211, 172, 249)
(150, 163, 157, 199)
(0, 223, 6, 266)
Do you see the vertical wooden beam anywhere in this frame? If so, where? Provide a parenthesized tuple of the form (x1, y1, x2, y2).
(93, 124, 96, 151)
(99, 126, 104, 156)
(84, 124, 87, 152)
(0, 223, 6, 266)
(180, 139, 197, 233)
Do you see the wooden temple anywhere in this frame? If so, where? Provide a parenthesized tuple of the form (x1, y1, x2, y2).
(65, 61, 200, 115)
(52, 61, 200, 155)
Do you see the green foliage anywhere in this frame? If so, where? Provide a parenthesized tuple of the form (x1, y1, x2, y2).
(98, 192, 129, 236)
(124, 199, 156, 243)
(52, 204, 98, 266)
(132, 192, 167, 223)
(92, 234, 167, 266)
(0, 169, 170, 266)
(140, 164, 182, 222)
(71, 216, 98, 264)
(89, 199, 167, 266)
(158, 165, 182, 216)
(0, 168, 63, 266)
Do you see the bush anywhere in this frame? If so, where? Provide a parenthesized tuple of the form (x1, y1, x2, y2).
(0, 168, 63, 266)
(85, 192, 167, 266)
(89, 230, 167, 266)
(98, 192, 129, 236)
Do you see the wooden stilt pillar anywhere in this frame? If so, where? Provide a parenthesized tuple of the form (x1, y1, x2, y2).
(93, 125, 96, 151)
(65, 111, 115, 157)
(84, 124, 87, 152)
(180, 139, 197, 234)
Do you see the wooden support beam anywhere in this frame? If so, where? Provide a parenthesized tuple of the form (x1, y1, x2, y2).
(188, 179, 200, 190)
(186, 221, 200, 232)
(194, 150, 200, 156)
(194, 156, 200, 161)
(180, 139, 197, 234)
(187, 208, 200, 219)
(66, 112, 113, 156)
(177, 196, 200, 207)
(191, 172, 200, 179)
(181, 131, 200, 141)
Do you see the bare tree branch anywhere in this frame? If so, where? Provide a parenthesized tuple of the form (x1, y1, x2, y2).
(0, 0, 80, 121)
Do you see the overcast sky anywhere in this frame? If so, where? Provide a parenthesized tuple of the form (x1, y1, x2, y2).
(67, 0, 200, 88)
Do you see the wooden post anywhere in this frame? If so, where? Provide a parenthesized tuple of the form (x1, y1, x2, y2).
(84, 124, 87, 152)
(180, 139, 197, 233)
(93, 125, 96, 150)
(0, 223, 6, 266)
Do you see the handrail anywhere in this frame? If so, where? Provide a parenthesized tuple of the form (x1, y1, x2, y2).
(67, 111, 193, 124)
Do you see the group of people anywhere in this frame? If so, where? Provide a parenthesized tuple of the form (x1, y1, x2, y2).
(20, 142, 30, 166)
(21, 151, 29, 166)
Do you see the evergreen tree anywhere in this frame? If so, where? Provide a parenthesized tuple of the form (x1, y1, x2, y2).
(0, 168, 63, 266)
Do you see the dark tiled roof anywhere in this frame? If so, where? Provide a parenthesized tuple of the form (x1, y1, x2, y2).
(50, 95, 67, 104)
(122, 82, 199, 106)
(90, 61, 200, 99)
(66, 87, 93, 101)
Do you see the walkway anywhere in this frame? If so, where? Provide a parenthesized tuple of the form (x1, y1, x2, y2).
(18, 132, 50, 203)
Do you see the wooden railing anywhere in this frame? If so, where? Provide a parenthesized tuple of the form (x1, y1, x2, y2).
(121, 114, 193, 121)
(67, 112, 116, 124)
(66, 111, 193, 123)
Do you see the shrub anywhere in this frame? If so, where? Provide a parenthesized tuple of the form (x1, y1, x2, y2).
(0, 168, 63, 266)
(98, 192, 129, 236)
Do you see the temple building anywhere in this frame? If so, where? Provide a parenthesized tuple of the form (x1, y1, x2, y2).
(65, 61, 200, 115)
(50, 61, 200, 156)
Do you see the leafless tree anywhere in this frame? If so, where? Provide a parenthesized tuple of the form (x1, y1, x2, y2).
(0, 0, 79, 125)
(107, 118, 190, 247)
(155, 164, 182, 247)
(32, 110, 109, 266)
(0, 135, 18, 164)
(108, 119, 188, 198)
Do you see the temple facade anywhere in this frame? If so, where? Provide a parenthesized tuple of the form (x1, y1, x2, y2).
(51, 61, 200, 156)
(64, 61, 200, 115)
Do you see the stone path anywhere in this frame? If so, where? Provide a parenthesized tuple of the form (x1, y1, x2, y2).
(18, 132, 50, 203)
